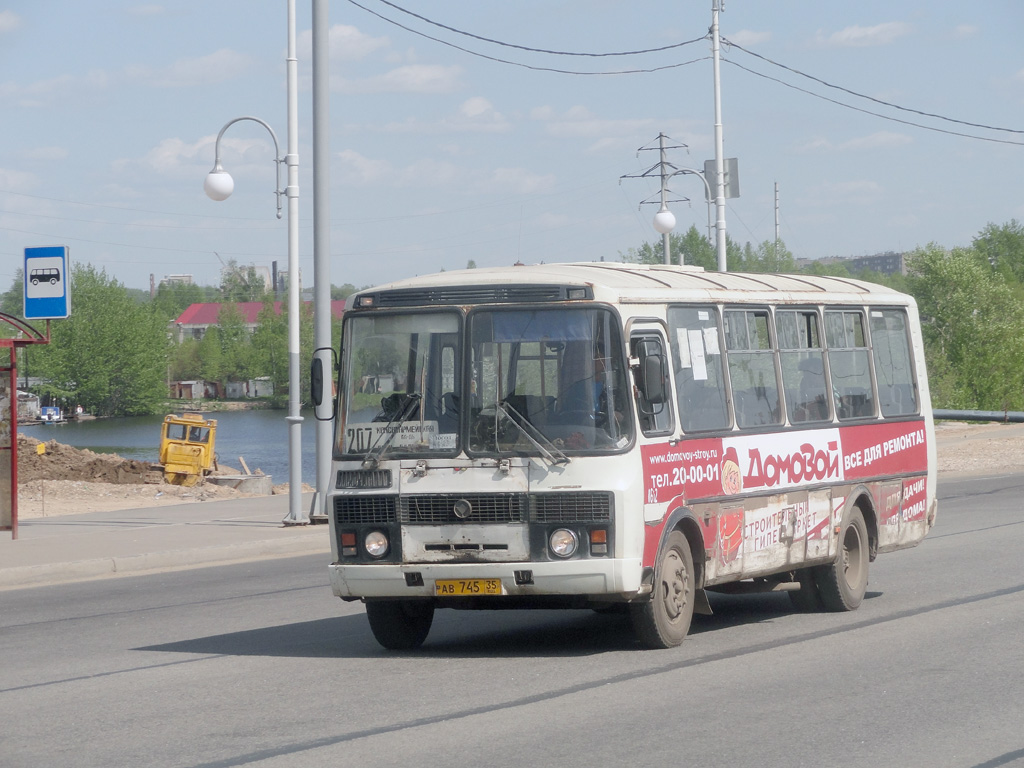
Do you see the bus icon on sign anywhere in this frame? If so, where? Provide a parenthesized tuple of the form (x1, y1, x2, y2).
(30, 268, 61, 286)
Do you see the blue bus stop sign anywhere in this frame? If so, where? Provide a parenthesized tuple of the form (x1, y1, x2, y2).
(24, 246, 71, 319)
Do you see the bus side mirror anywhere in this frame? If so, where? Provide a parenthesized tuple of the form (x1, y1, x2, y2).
(310, 345, 338, 417)
(310, 357, 324, 407)
(636, 339, 668, 405)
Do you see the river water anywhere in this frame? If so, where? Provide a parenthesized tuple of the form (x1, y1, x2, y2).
(20, 409, 326, 485)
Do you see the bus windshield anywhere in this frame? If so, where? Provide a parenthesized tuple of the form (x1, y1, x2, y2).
(340, 311, 461, 459)
(468, 307, 633, 454)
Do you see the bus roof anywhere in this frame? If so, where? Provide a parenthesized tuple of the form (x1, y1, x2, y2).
(353, 262, 912, 308)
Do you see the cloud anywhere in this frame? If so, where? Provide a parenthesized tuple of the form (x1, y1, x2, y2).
(839, 131, 913, 150)
(727, 29, 771, 47)
(953, 24, 979, 39)
(336, 149, 393, 186)
(126, 49, 251, 88)
(382, 98, 510, 134)
(339, 64, 463, 94)
(0, 167, 36, 190)
(796, 132, 912, 153)
(298, 24, 390, 62)
(815, 22, 912, 48)
(0, 10, 20, 33)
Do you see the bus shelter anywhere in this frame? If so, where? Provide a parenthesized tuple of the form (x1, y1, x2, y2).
(1, 313, 50, 540)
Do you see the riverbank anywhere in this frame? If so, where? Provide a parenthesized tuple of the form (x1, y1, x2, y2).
(12, 421, 1024, 520)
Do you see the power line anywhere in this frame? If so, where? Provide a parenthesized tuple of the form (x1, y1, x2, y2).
(722, 57, 1024, 147)
(345, 0, 710, 76)
(723, 37, 1024, 137)
(365, 0, 709, 58)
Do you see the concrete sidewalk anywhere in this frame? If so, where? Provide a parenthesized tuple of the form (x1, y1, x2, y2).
(0, 494, 332, 590)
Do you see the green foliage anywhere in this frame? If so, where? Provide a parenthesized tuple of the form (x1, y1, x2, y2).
(1, 268, 24, 321)
(32, 264, 168, 417)
(620, 225, 731, 270)
(973, 219, 1024, 283)
(906, 243, 1024, 410)
(250, 296, 288, 400)
(331, 283, 360, 301)
(153, 281, 206, 321)
(220, 259, 269, 302)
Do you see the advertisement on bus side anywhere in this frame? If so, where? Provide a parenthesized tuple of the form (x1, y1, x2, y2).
(641, 420, 928, 505)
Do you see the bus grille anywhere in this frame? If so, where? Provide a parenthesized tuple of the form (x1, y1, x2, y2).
(335, 496, 396, 524)
(531, 492, 613, 522)
(335, 492, 613, 526)
(400, 494, 526, 524)
(336, 469, 392, 489)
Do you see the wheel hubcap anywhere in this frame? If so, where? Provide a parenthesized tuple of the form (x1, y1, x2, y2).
(661, 550, 689, 621)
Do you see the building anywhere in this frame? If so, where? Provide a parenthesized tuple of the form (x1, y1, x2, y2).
(171, 301, 345, 343)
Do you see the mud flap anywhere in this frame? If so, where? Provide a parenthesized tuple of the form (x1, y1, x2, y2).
(694, 587, 713, 615)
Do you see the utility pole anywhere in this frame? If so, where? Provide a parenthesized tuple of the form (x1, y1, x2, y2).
(711, 0, 728, 272)
(620, 134, 690, 265)
(775, 182, 780, 252)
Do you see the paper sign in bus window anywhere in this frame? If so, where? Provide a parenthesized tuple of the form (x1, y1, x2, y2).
(688, 329, 708, 381)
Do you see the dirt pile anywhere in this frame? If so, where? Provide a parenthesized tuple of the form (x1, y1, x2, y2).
(16, 434, 161, 485)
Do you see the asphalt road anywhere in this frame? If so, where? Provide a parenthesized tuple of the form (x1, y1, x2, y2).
(2, 474, 1023, 768)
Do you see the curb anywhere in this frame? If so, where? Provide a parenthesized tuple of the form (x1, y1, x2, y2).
(0, 535, 331, 591)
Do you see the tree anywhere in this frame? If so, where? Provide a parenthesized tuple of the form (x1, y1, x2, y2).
(1, 269, 24, 321)
(250, 296, 288, 400)
(973, 219, 1024, 283)
(216, 303, 253, 384)
(168, 338, 203, 381)
(32, 264, 168, 416)
(331, 283, 360, 301)
(621, 226, 735, 271)
(906, 243, 1024, 411)
(153, 281, 205, 321)
(220, 259, 269, 302)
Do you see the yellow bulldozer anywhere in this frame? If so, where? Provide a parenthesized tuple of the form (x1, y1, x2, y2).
(159, 413, 217, 486)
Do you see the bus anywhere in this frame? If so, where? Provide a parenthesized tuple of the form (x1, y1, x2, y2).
(314, 263, 937, 650)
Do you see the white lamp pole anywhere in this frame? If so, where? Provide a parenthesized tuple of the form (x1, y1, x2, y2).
(204, 1, 306, 526)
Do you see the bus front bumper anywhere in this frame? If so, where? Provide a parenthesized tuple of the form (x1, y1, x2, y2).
(328, 558, 644, 600)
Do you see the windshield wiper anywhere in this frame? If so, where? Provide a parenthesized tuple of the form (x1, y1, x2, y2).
(362, 394, 422, 469)
(494, 400, 570, 466)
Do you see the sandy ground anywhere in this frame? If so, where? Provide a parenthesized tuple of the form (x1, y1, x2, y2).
(15, 434, 312, 519)
(11, 421, 1024, 519)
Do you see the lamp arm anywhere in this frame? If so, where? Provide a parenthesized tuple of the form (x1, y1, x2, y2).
(210, 116, 285, 219)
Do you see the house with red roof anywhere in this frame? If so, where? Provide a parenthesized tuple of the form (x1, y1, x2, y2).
(171, 301, 345, 343)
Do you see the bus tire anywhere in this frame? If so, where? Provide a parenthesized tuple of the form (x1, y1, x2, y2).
(630, 530, 695, 649)
(815, 507, 869, 612)
(365, 599, 434, 650)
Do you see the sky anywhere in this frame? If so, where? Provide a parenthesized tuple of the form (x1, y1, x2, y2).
(1, 1, 1023, 295)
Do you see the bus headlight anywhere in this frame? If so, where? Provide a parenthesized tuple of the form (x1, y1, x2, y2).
(364, 531, 390, 558)
(549, 528, 579, 558)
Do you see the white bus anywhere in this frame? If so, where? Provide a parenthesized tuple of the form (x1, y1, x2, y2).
(314, 263, 937, 649)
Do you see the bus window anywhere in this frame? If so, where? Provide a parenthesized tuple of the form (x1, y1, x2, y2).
(777, 309, 829, 424)
(668, 306, 729, 432)
(825, 310, 876, 420)
(631, 333, 673, 436)
(870, 309, 918, 417)
(725, 308, 782, 428)
(468, 307, 632, 452)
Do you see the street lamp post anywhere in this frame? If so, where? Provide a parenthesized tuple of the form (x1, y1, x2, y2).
(204, 110, 306, 526)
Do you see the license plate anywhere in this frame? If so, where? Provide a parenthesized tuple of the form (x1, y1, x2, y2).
(434, 578, 503, 596)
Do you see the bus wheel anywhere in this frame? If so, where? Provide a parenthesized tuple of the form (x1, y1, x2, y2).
(365, 600, 434, 650)
(816, 507, 869, 611)
(631, 530, 694, 649)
